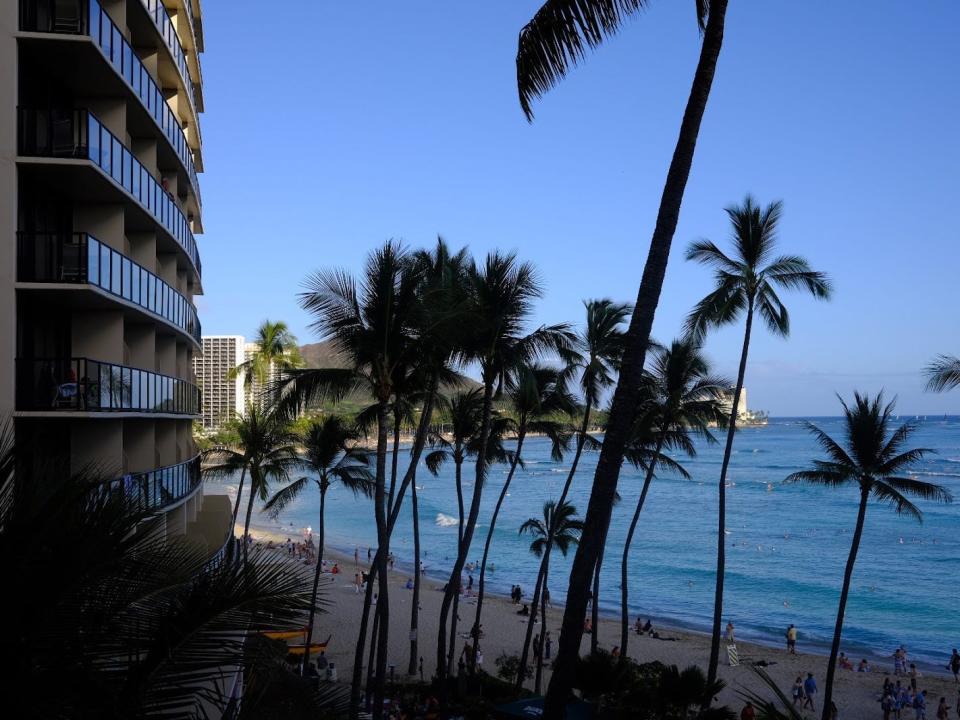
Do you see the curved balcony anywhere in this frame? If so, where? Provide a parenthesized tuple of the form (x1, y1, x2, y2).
(18, 0, 202, 208)
(102, 454, 202, 514)
(17, 357, 200, 416)
(18, 107, 201, 280)
(137, 0, 202, 118)
(17, 233, 201, 346)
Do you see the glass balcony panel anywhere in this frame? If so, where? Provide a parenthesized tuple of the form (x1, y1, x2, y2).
(110, 250, 121, 295)
(85, 237, 98, 286)
(99, 243, 110, 290)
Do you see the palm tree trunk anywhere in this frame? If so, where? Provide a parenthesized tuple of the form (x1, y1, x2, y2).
(472, 430, 527, 664)
(372, 402, 392, 718)
(447, 592, 461, 676)
(365, 601, 381, 712)
(301, 483, 327, 675)
(437, 380, 494, 683)
(407, 479, 422, 676)
(543, 3, 729, 716)
(620, 436, 664, 660)
(535, 553, 551, 694)
(516, 551, 548, 693)
(242, 471, 257, 565)
(821, 490, 868, 720)
(590, 542, 603, 654)
(446, 456, 466, 677)
(387, 410, 402, 512)
(349, 384, 438, 718)
(230, 467, 247, 531)
(706, 298, 753, 692)
(556, 405, 591, 508)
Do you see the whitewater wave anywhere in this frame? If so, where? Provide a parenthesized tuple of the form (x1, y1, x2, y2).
(435, 513, 459, 528)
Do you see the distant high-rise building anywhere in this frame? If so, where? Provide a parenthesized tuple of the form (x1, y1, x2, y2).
(193, 336, 245, 430)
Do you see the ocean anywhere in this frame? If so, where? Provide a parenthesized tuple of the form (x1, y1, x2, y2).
(216, 415, 960, 669)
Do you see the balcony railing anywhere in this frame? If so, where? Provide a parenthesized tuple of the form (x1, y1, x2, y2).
(19, 0, 202, 207)
(100, 454, 202, 514)
(18, 107, 201, 279)
(17, 232, 201, 345)
(138, 0, 199, 115)
(17, 357, 200, 415)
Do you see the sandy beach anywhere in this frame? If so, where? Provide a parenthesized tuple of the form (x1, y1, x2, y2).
(243, 523, 959, 720)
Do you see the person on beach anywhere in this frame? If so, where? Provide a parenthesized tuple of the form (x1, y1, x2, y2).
(635, 617, 643, 635)
(545, 632, 552, 659)
(475, 649, 483, 671)
(859, 658, 872, 672)
(642, 618, 653, 635)
(611, 646, 620, 659)
(838, 652, 853, 670)
(583, 617, 593, 634)
(405, 578, 413, 590)
(367, 547, 372, 562)
(910, 664, 922, 690)
(725, 621, 736, 643)
(792, 677, 805, 707)
(803, 673, 818, 712)
(741, 701, 756, 720)
(936, 697, 949, 720)
(915, 690, 928, 720)
(544, 587, 551, 608)
(948, 650, 960, 683)
(331, 563, 339, 574)
(786, 624, 798, 654)
(517, 604, 529, 616)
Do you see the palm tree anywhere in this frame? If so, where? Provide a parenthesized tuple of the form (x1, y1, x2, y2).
(516, 500, 583, 694)
(277, 241, 423, 718)
(435, 251, 573, 684)
(619, 338, 728, 659)
(232, 319, 302, 402)
(263, 416, 374, 674)
(925, 355, 960, 392)
(203, 405, 302, 563)
(685, 195, 832, 687)
(786, 393, 951, 720)
(0, 423, 319, 719)
(556, 299, 631, 508)
(471, 363, 574, 664)
(516, 3, 733, 710)
(425, 389, 513, 673)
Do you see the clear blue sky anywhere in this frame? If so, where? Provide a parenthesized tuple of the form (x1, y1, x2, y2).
(195, 1, 959, 416)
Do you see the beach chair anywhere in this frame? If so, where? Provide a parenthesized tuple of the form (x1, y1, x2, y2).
(727, 643, 740, 667)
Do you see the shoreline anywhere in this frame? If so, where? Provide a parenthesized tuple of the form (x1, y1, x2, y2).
(238, 518, 960, 720)
(244, 513, 955, 676)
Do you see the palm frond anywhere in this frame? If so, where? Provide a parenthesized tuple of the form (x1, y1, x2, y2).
(924, 354, 960, 393)
(516, 1, 651, 120)
(262, 476, 311, 519)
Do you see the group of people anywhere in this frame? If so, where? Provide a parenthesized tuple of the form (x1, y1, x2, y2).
(879, 677, 952, 720)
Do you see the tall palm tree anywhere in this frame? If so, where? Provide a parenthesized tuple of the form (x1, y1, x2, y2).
(471, 363, 574, 661)
(786, 393, 951, 720)
(685, 195, 831, 687)
(263, 416, 374, 674)
(203, 406, 302, 564)
(516, 500, 583, 695)
(925, 355, 960, 392)
(555, 299, 631, 508)
(435, 251, 573, 684)
(619, 338, 728, 659)
(425, 389, 513, 673)
(395, 239, 475, 679)
(516, 3, 733, 711)
(277, 241, 423, 718)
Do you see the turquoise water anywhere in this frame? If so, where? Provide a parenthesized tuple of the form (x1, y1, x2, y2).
(226, 416, 960, 669)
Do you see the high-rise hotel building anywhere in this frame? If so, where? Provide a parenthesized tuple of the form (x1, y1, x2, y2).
(193, 335, 245, 431)
(1, 0, 231, 549)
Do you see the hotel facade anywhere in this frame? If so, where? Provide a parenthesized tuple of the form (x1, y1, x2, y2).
(0, 0, 230, 551)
